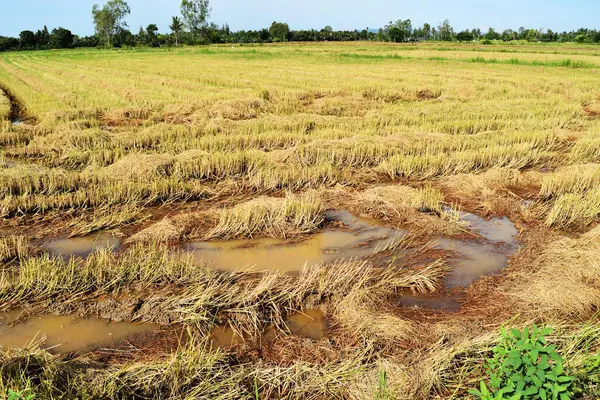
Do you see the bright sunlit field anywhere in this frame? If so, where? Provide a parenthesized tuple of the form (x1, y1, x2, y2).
(0, 42, 599, 399)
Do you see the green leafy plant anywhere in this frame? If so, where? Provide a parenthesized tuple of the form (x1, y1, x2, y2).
(7, 389, 36, 400)
(571, 354, 600, 396)
(470, 325, 574, 400)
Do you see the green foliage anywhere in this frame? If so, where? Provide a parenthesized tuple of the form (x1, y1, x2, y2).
(571, 354, 600, 396)
(181, 0, 211, 35)
(470, 325, 575, 400)
(6, 389, 35, 400)
(92, 0, 131, 47)
(269, 21, 290, 42)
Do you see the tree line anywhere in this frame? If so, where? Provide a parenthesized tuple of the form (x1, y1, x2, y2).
(1, 0, 600, 52)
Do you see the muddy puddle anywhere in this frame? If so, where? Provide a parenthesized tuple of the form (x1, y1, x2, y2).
(439, 212, 518, 288)
(187, 211, 403, 272)
(0, 311, 155, 354)
(43, 233, 120, 260)
(210, 309, 327, 349)
(187, 209, 518, 290)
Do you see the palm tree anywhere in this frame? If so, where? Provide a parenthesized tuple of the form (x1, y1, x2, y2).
(170, 16, 184, 46)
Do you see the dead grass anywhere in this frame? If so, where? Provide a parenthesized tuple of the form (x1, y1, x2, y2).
(503, 227, 600, 317)
(101, 153, 174, 180)
(205, 193, 324, 240)
(1, 42, 600, 399)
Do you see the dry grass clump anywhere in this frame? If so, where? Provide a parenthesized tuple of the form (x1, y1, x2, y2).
(66, 203, 145, 237)
(570, 130, 600, 162)
(127, 217, 186, 243)
(0, 236, 31, 264)
(0, 90, 10, 120)
(504, 228, 600, 317)
(362, 87, 442, 103)
(304, 96, 374, 117)
(379, 143, 551, 180)
(209, 98, 265, 120)
(357, 185, 443, 216)
(540, 164, 600, 199)
(545, 188, 600, 228)
(352, 185, 463, 235)
(0, 178, 212, 217)
(101, 153, 174, 180)
(332, 261, 445, 348)
(439, 167, 531, 215)
(582, 103, 600, 117)
(248, 160, 346, 190)
(173, 149, 266, 180)
(205, 193, 324, 240)
(0, 164, 84, 197)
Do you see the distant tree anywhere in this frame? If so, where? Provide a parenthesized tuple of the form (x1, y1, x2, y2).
(169, 16, 184, 46)
(456, 30, 474, 42)
(502, 29, 516, 41)
(180, 0, 211, 41)
(35, 26, 50, 49)
(19, 31, 36, 49)
(385, 19, 412, 42)
(526, 29, 539, 42)
(146, 24, 159, 47)
(438, 19, 454, 41)
(50, 27, 74, 48)
(423, 23, 431, 40)
(92, 0, 131, 47)
(113, 26, 134, 47)
(471, 28, 482, 40)
(269, 21, 290, 42)
(483, 27, 501, 41)
(137, 26, 146, 44)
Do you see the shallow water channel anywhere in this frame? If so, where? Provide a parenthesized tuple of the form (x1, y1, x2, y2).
(43, 233, 120, 260)
(0, 311, 154, 354)
(187, 211, 401, 272)
(187, 210, 518, 289)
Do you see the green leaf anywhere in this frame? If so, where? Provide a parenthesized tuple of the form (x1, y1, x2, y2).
(539, 388, 547, 400)
(550, 352, 562, 363)
(525, 386, 538, 395)
(555, 362, 563, 375)
(511, 328, 522, 339)
(532, 375, 543, 387)
(557, 376, 573, 383)
(480, 381, 490, 396)
(468, 389, 482, 397)
(491, 374, 501, 388)
(541, 327, 553, 336)
(536, 369, 546, 382)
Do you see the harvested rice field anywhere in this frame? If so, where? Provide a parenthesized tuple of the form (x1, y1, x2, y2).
(1, 41, 600, 398)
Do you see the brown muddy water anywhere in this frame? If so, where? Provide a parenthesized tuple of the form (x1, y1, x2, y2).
(210, 309, 327, 349)
(186, 210, 518, 289)
(187, 211, 402, 272)
(0, 311, 155, 354)
(43, 233, 120, 260)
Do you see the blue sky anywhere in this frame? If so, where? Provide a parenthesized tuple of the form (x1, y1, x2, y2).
(1, 0, 599, 37)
